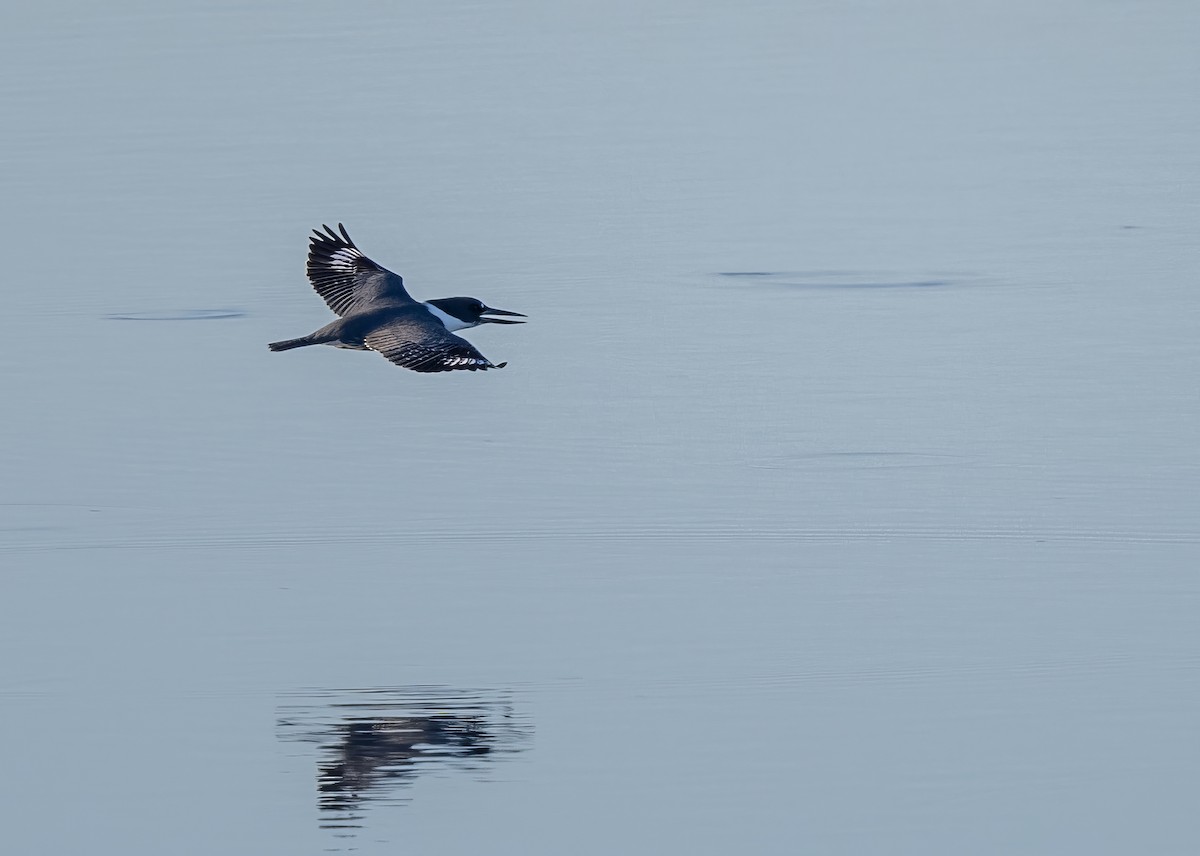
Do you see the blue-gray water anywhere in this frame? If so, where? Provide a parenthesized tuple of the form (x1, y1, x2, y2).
(2, 2, 1198, 853)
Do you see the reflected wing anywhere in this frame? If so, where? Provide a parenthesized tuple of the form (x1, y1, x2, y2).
(307, 224, 413, 316)
(364, 316, 507, 373)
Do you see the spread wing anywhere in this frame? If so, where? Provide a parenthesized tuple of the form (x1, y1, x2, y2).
(307, 224, 413, 316)
(364, 316, 507, 373)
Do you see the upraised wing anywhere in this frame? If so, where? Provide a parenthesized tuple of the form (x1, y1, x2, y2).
(306, 224, 414, 316)
(364, 314, 507, 373)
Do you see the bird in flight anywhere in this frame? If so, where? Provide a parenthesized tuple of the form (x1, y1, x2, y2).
(269, 224, 525, 373)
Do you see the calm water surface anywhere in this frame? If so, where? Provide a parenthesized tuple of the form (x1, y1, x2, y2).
(2, 1, 1198, 853)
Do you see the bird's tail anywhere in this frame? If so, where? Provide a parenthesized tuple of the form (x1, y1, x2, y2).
(268, 336, 319, 352)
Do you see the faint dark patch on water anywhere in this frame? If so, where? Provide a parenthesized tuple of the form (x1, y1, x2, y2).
(277, 687, 531, 846)
(107, 309, 245, 320)
(0, 504, 131, 552)
(750, 451, 971, 471)
(716, 271, 984, 290)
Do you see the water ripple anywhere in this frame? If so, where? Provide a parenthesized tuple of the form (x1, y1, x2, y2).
(716, 270, 988, 291)
(106, 309, 245, 321)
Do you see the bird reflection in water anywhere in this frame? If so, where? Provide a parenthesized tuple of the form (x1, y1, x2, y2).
(277, 687, 532, 838)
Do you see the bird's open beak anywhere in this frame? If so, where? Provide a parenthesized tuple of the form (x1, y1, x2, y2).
(480, 306, 527, 324)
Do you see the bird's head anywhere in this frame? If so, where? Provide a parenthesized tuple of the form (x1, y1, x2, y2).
(426, 297, 527, 329)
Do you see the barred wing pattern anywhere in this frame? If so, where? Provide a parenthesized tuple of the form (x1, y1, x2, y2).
(307, 224, 413, 316)
(365, 316, 507, 373)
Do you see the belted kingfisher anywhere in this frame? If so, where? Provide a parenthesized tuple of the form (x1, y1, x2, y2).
(268, 224, 525, 373)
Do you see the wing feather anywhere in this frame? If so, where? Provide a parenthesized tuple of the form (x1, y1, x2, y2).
(306, 223, 413, 316)
(364, 316, 507, 373)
